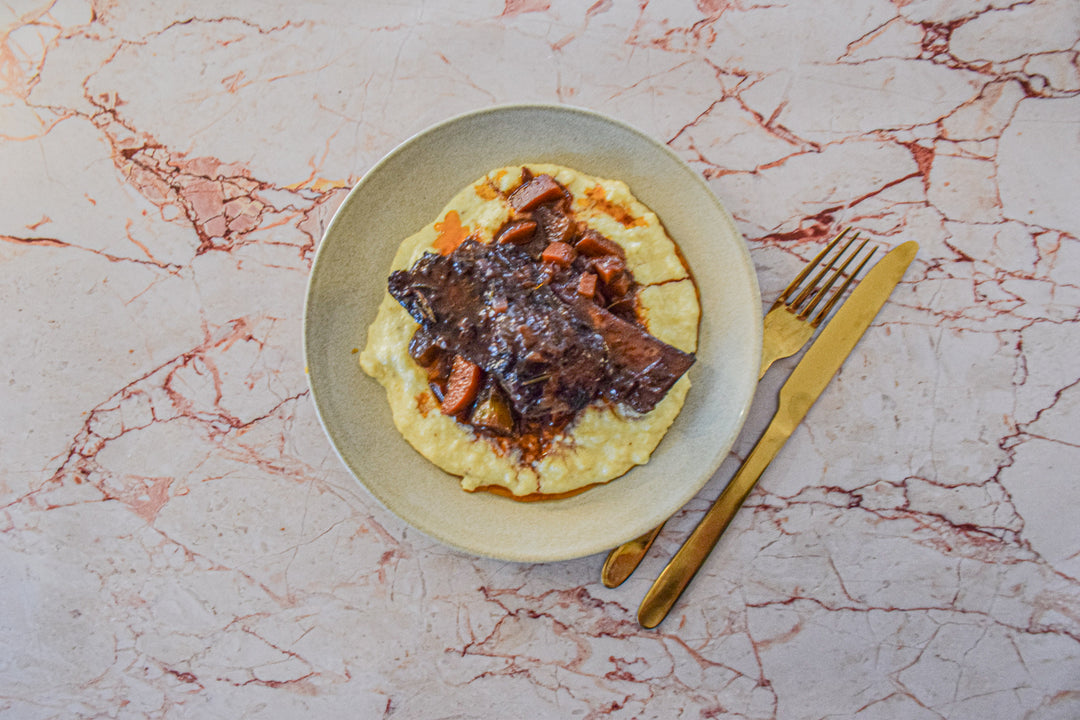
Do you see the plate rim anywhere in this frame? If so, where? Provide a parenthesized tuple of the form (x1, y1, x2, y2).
(303, 102, 761, 562)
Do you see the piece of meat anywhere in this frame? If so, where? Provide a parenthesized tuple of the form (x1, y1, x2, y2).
(388, 239, 695, 421)
(532, 203, 575, 245)
(390, 240, 607, 419)
(579, 302, 695, 413)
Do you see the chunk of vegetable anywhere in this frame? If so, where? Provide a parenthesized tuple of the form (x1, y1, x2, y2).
(509, 174, 565, 211)
(590, 254, 626, 283)
(470, 387, 515, 435)
(577, 272, 597, 298)
(606, 271, 631, 297)
(495, 220, 538, 245)
(541, 241, 576, 267)
(440, 355, 482, 415)
(575, 229, 623, 258)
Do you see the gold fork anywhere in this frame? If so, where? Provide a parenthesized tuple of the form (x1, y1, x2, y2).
(600, 227, 874, 588)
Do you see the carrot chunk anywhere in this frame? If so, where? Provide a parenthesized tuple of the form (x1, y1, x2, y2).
(509, 174, 565, 211)
(575, 230, 622, 258)
(607, 270, 631, 297)
(495, 219, 538, 245)
(541, 241, 576, 266)
(590, 254, 626, 282)
(440, 355, 482, 415)
(577, 272, 597, 298)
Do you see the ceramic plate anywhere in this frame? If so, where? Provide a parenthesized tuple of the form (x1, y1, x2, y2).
(304, 104, 761, 562)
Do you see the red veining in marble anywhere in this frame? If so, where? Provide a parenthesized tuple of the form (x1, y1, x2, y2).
(4, 318, 307, 527)
(501, 0, 552, 18)
(1, 3, 1078, 717)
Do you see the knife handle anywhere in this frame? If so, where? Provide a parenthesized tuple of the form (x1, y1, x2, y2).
(637, 415, 791, 628)
(603, 358, 779, 589)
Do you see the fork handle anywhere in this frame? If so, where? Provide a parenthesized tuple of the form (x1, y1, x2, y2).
(600, 522, 665, 587)
(602, 347, 776, 588)
(637, 415, 789, 628)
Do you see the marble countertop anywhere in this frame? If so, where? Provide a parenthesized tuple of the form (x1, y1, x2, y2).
(4, 1, 1079, 718)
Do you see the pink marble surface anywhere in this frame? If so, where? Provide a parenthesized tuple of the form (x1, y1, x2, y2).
(3, 1, 1079, 718)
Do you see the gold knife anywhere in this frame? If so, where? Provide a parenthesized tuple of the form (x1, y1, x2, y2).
(637, 240, 918, 629)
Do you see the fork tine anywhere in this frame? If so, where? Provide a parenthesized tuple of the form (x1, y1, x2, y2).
(773, 227, 850, 306)
(809, 245, 877, 325)
(789, 230, 861, 310)
(798, 234, 871, 321)
(601, 224, 877, 590)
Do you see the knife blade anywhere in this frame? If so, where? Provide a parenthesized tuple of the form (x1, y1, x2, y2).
(637, 240, 918, 629)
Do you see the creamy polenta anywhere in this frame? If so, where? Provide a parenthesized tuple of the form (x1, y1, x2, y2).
(359, 164, 699, 497)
